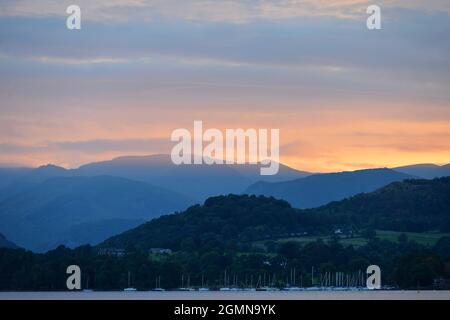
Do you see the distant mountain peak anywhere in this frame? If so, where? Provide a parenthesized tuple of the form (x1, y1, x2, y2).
(36, 164, 67, 171)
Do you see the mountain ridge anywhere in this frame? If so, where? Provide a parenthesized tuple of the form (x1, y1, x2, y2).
(0, 175, 193, 252)
(100, 177, 450, 251)
(245, 168, 415, 208)
(393, 163, 450, 179)
(0, 233, 18, 249)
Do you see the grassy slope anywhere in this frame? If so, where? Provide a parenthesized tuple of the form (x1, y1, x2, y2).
(254, 230, 450, 250)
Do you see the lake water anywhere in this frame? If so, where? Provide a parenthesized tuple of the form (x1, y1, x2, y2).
(1, 290, 450, 300)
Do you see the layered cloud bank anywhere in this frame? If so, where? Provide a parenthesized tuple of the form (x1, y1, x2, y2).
(0, 0, 449, 171)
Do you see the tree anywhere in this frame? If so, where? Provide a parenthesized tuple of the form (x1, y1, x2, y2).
(278, 242, 300, 260)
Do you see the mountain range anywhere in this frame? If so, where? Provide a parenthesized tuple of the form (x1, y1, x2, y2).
(0, 155, 448, 252)
(0, 155, 308, 251)
(0, 175, 192, 252)
(76, 154, 311, 200)
(101, 177, 450, 251)
(0, 155, 310, 201)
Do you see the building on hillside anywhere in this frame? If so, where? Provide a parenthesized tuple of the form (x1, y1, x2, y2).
(149, 248, 172, 254)
(97, 248, 126, 257)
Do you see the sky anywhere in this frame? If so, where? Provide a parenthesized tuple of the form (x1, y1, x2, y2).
(0, 0, 450, 172)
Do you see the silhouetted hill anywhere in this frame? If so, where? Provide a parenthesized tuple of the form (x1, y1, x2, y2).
(308, 177, 450, 232)
(245, 168, 414, 208)
(394, 163, 450, 179)
(0, 233, 18, 249)
(100, 177, 450, 251)
(0, 176, 193, 252)
(101, 195, 299, 250)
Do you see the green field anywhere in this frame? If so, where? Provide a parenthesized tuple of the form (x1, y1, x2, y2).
(376, 230, 450, 246)
(254, 230, 450, 250)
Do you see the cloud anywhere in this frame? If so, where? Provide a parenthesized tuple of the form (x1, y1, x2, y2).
(1, 0, 449, 23)
(33, 56, 130, 65)
(1, 1, 450, 171)
(2, 1, 450, 87)
(0, 143, 44, 154)
(0, 138, 171, 155)
(53, 138, 171, 153)
(2, 7, 449, 78)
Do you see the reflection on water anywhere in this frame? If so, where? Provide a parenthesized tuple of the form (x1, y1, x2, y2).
(1, 291, 450, 300)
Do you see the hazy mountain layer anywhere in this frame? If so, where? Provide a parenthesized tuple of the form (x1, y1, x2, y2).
(245, 168, 415, 208)
(394, 163, 450, 179)
(0, 175, 193, 252)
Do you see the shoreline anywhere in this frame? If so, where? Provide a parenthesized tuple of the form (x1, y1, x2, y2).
(1, 290, 450, 300)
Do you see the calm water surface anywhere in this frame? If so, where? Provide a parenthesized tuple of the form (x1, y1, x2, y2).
(1, 291, 450, 300)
